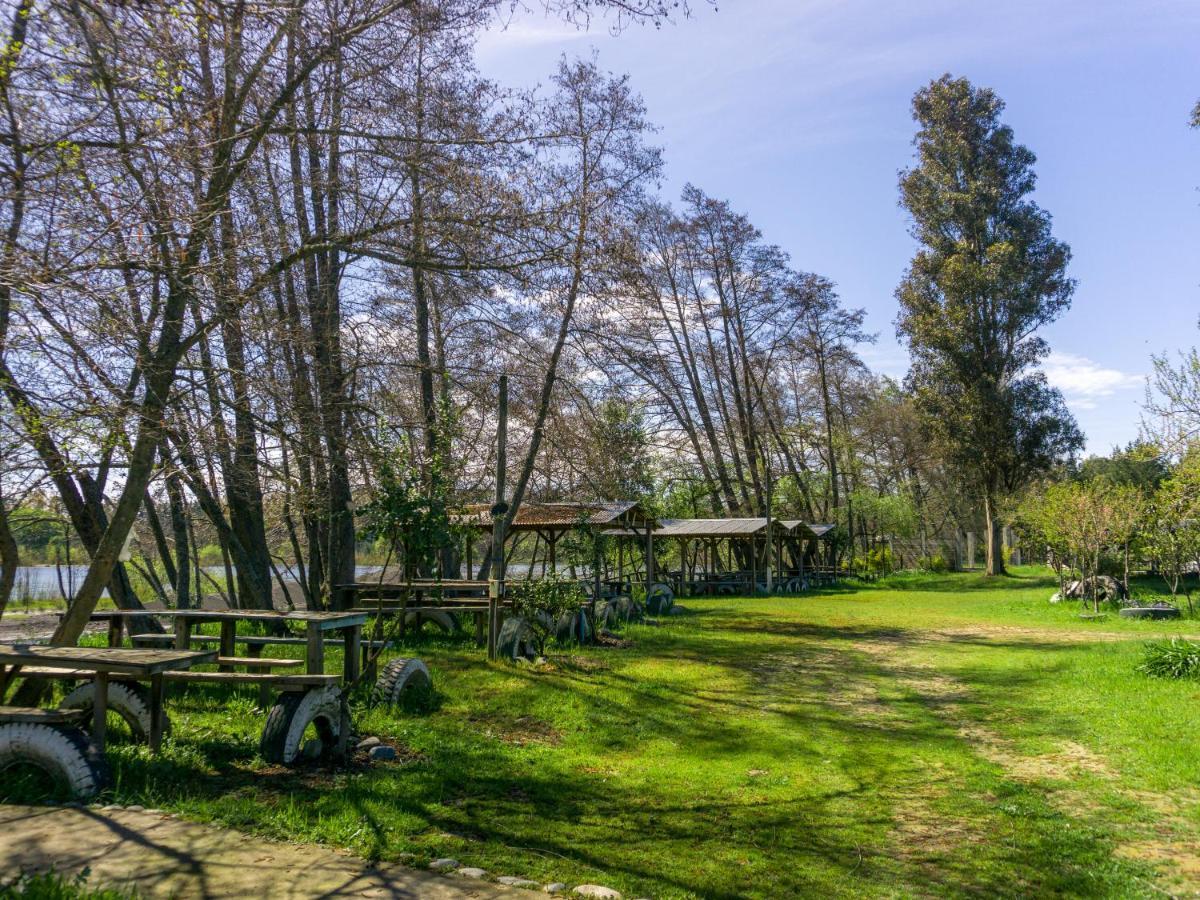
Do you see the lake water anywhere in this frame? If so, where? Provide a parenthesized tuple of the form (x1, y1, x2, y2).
(6, 562, 533, 601)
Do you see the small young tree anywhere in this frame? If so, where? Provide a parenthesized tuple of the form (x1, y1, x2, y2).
(507, 576, 589, 657)
(1017, 482, 1074, 596)
(1145, 450, 1200, 614)
(1046, 480, 1141, 613)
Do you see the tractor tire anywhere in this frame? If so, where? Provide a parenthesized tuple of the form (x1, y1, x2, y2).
(372, 657, 432, 707)
(260, 686, 342, 765)
(60, 680, 167, 743)
(0, 722, 109, 800)
(497, 616, 538, 661)
(646, 582, 675, 615)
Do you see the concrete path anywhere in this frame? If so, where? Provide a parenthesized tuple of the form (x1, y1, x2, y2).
(0, 805, 535, 898)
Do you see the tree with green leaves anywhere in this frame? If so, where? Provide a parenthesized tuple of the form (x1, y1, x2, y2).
(1145, 447, 1200, 613)
(895, 74, 1083, 576)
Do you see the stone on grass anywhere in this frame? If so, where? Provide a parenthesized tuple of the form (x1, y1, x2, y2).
(368, 745, 397, 762)
(534, 657, 548, 666)
(543, 886, 567, 895)
(125, 805, 145, 813)
(573, 886, 622, 899)
(497, 877, 541, 888)
(100, 804, 122, 812)
(455, 867, 488, 879)
(429, 858, 460, 871)
(357, 736, 382, 751)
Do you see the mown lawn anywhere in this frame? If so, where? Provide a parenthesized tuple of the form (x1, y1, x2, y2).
(16, 568, 1200, 898)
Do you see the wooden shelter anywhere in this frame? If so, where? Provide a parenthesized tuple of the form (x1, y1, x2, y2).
(606, 517, 836, 596)
(455, 501, 660, 596)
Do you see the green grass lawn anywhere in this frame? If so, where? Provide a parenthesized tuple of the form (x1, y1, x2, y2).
(14, 568, 1200, 898)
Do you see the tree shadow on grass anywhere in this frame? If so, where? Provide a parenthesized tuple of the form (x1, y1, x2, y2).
(86, 599, 1163, 899)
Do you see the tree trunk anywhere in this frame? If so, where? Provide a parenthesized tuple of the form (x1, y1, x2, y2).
(983, 493, 1006, 576)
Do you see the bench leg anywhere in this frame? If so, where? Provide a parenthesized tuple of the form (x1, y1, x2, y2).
(148, 673, 165, 753)
(343, 625, 361, 685)
(92, 673, 108, 752)
(107, 617, 124, 648)
(219, 621, 236, 672)
(305, 624, 325, 675)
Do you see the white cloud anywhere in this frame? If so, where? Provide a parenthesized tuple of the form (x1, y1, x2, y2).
(1044, 352, 1142, 409)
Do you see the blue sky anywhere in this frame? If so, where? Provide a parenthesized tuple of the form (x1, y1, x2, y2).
(475, 0, 1200, 454)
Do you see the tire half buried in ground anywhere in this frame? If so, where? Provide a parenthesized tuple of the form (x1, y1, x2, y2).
(60, 680, 166, 743)
(0, 722, 109, 799)
(646, 582, 675, 615)
(260, 686, 342, 765)
(497, 616, 538, 661)
(372, 657, 432, 707)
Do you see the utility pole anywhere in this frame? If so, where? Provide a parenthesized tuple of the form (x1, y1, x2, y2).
(488, 375, 508, 661)
(765, 462, 773, 594)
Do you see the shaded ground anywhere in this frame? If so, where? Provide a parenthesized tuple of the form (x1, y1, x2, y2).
(6, 568, 1200, 898)
(0, 805, 534, 898)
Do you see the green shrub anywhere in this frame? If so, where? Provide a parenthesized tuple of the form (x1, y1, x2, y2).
(1138, 637, 1200, 680)
(0, 869, 134, 899)
(916, 554, 950, 574)
(507, 575, 588, 654)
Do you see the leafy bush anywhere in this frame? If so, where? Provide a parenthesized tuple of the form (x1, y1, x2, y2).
(853, 547, 895, 579)
(1138, 637, 1200, 680)
(507, 575, 588, 655)
(916, 554, 950, 574)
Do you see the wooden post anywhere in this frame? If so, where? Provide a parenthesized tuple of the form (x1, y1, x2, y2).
(218, 620, 236, 671)
(645, 525, 655, 588)
(764, 466, 774, 594)
(107, 616, 123, 649)
(344, 624, 362, 684)
(306, 623, 325, 674)
(488, 375, 508, 661)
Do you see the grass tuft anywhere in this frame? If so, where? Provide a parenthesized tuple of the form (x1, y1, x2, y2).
(1138, 637, 1200, 679)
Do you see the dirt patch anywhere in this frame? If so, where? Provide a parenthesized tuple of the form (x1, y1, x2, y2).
(465, 712, 562, 747)
(850, 628, 1200, 892)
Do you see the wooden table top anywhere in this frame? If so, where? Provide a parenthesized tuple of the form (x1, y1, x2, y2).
(339, 580, 488, 592)
(0, 644, 216, 675)
(87, 609, 368, 630)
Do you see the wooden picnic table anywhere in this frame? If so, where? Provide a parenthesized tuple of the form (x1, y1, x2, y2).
(0, 644, 215, 752)
(91, 609, 368, 684)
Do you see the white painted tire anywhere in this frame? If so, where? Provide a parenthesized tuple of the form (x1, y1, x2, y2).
(555, 609, 592, 645)
(260, 686, 342, 765)
(497, 616, 538, 661)
(0, 722, 109, 799)
(372, 657, 432, 707)
(646, 582, 675, 614)
(613, 595, 643, 623)
(403, 609, 459, 634)
(593, 600, 619, 630)
(60, 680, 167, 743)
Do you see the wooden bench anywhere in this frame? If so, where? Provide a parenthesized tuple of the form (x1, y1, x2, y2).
(216, 656, 302, 669)
(0, 705, 87, 724)
(130, 633, 388, 650)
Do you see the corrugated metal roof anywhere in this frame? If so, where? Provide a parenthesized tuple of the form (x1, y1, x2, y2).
(655, 517, 768, 537)
(603, 518, 837, 539)
(456, 501, 656, 531)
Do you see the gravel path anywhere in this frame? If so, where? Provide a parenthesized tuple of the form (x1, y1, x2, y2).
(0, 804, 536, 898)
